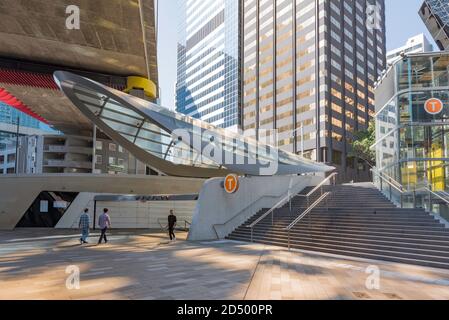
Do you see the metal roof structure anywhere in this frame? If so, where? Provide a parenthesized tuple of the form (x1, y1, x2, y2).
(55, 71, 334, 178)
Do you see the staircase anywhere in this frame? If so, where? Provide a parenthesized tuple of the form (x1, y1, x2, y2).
(227, 182, 449, 269)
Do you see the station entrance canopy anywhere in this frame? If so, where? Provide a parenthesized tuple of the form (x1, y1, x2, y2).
(54, 71, 334, 178)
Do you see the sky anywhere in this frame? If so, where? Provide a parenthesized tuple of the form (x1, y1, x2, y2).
(157, 0, 436, 109)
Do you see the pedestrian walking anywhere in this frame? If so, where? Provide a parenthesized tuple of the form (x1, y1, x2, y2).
(98, 208, 111, 244)
(79, 208, 90, 244)
(168, 209, 177, 241)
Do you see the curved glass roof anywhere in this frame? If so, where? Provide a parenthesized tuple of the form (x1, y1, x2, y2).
(54, 71, 334, 178)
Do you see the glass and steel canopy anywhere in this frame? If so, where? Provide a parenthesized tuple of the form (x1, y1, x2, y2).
(54, 71, 334, 178)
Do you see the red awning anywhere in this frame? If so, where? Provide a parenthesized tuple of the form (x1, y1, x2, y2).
(0, 87, 49, 124)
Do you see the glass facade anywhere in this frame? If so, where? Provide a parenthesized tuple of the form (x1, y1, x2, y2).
(176, 0, 240, 129)
(420, 0, 449, 50)
(0, 102, 55, 149)
(375, 52, 449, 192)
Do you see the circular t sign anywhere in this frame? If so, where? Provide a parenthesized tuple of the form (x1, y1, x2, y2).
(424, 98, 444, 115)
(224, 174, 239, 194)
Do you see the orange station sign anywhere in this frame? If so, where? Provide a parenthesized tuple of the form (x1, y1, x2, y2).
(224, 174, 239, 194)
(424, 98, 444, 115)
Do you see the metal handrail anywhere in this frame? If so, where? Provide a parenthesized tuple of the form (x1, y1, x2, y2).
(424, 187, 449, 206)
(371, 169, 405, 207)
(373, 171, 404, 194)
(285, 192, 330, 249)
(296, 172, 337, 207)
(247, 193, 291, 229)
(157, 218, 191, 231)
(213, 179, 307, 239)
(377, 170, 403, 190)
(212, 194, 279, 239)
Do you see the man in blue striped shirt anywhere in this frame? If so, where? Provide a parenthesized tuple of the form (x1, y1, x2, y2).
(79, 208, 90, 244)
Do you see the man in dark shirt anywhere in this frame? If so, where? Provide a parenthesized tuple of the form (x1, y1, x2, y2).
(168, 209, 177, 241)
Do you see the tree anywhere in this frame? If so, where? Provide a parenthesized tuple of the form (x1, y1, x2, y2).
(350, 120, 376, 168)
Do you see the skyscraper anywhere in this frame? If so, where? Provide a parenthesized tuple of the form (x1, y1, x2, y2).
(420, 0, 449, 51)
(242, 0, 386, 182)
(176, 0, 240, 129)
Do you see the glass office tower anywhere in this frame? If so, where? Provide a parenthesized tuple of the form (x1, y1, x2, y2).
(242, 0, 386, 182)
(374, 52, 449, 192)
(176, 0, 240, 129)
(0, 102, 55, 149)
(420, 0, 449, 51)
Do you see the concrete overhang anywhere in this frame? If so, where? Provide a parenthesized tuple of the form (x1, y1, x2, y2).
(0, 0, 158, 82)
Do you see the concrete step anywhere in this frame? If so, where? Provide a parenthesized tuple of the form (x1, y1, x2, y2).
(246, 219, 447, 231)
(233, 226, 449, 246)
(226, 235, 449, 269)
(231, 228, 449, 253)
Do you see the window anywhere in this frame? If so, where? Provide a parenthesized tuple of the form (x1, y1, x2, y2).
(109, 157, 115, 165)
(96, 141, 103, 150)
(109, 143, 117, 152)
(96, 155, 103, 164)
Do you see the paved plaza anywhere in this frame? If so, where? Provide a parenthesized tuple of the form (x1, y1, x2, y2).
(0, 229, 449, 300)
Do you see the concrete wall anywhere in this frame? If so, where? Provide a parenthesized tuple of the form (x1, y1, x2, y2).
(56, 192, 196, 229)
(0, 174, 204, 230)
(188, 175, 323, 241)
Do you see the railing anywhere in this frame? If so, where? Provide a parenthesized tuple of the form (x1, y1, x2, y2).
(246, 173, 337, 243)
(213, 179, 308, 239)
(285, 192, 330, 249)
(372, 169, 449, 222)
(246, 193, 293, 242)
(296, 172, 338, 207)
(157, 218, 191, 231)
(371, 169, 404, 208)
(212, 194, 280, 239)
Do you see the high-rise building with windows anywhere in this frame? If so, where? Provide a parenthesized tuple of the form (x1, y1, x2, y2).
(420, 0, 449, 51)
(386, 34, 433, 65)
(176, 0, 240, 129)
(242, 0, 386, 181)
(0, 102, 56, 149)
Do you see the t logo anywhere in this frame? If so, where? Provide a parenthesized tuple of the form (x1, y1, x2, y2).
(66, 5, 80, 30)
(224, 174, 239, 194)
(424, 98, 444, 115)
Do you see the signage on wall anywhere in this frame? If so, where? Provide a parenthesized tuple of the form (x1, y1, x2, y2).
(424, 98, 444, 115)
(224, 174, 239, 194)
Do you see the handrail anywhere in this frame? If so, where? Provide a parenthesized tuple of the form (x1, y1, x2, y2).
(285, 192, 330, 249)
(247, 193, 291, 229)
(212, 194, 279, 239)
(371, 169, 405, 207)
(373, 171, 404, 194)
(424, 187, 449, 205)
(157, 218, 191, 231)
(285, 192, 330, 231)
(298, 172, 338, 198)
(295, 172, 337, 208)
(213, 179, 307, 239)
